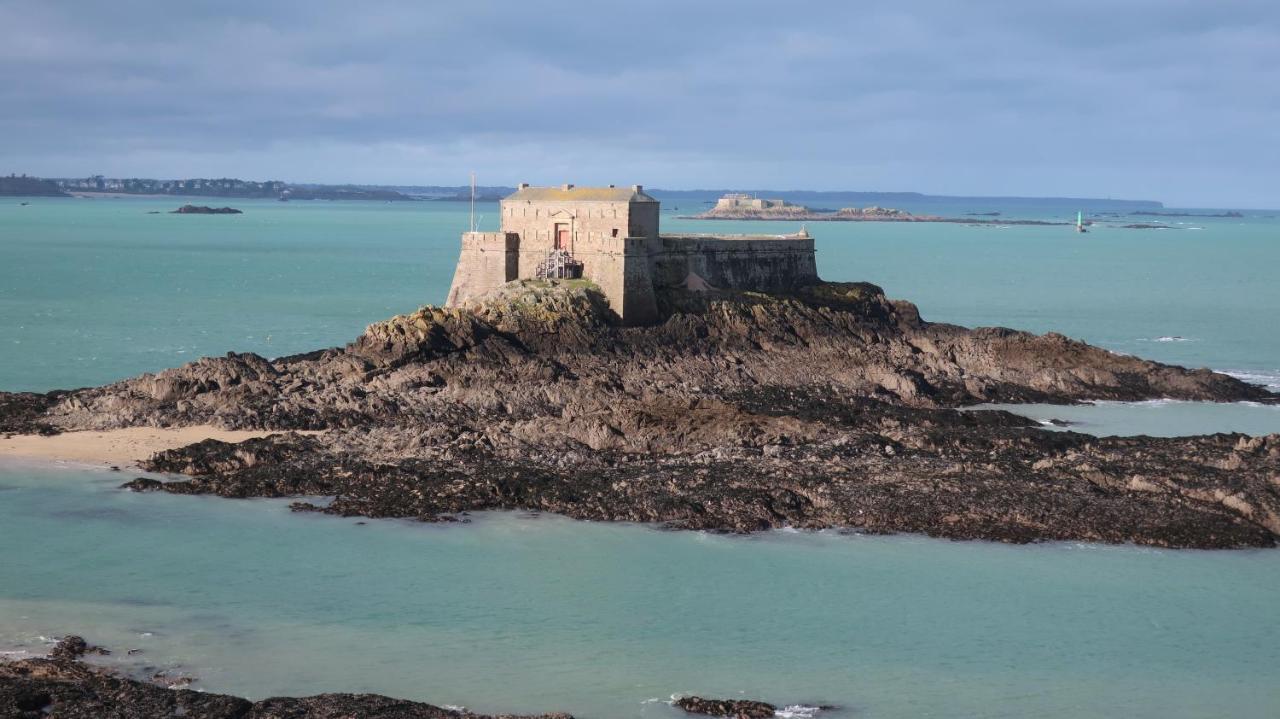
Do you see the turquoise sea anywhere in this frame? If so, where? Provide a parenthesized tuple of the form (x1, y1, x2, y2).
(2, 196, 1279, 717)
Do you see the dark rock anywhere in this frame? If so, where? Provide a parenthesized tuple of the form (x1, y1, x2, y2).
(0, 651, 573, 718)
(674, 695, 777, 718)
(47, 636, 108, 662)
(0, 390, 68, 435)
(171, 205, 242, 214)
(47, 636, 88, 662)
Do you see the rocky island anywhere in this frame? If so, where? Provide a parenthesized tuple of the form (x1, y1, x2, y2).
(3, 278, 1277, 549)
(3, 182, 1278, 717)
(4, 182, 1278, 551)
(687, 193, 1069, 225)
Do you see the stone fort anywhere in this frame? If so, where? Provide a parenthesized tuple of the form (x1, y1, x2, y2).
(446, 184, 818, 324)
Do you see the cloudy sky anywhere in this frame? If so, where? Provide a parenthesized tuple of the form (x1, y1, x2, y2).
(2, 0, 1277, 206)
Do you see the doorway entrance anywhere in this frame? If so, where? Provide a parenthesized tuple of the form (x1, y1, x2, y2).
(554, 223, 570, 250)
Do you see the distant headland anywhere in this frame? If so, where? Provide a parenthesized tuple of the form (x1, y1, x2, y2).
(2, 173, 1168, 210)
(0, 174, 69, 197)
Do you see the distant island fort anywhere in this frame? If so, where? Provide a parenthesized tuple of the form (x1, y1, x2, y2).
(446, 184, 817, 324)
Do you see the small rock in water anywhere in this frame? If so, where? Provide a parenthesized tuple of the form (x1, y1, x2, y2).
(674, 695, 777, 719)
(170, 204, 242, 215)
(48, 635, 109, 661)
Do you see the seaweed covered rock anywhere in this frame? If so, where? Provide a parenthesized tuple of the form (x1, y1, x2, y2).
(674, 695, 777, 719)
(0, 649, 572, 718)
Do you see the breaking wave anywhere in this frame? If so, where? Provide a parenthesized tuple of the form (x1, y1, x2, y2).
(1220, 369, 1280, 391)
(775, 705, 828, 718)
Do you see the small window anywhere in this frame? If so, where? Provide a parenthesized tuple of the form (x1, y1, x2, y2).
(611, 228, 619, 238)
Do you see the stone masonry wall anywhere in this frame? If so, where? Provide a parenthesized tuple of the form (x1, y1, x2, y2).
(445, 232, 518, 306)
(499, 198, 659, 278)
(650, 235, 818, 291)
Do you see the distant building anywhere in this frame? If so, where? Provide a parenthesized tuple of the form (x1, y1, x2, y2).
(712, 193, 797, 211)
(446, 183, 818, 325)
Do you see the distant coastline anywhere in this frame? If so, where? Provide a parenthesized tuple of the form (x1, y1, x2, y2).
(1, 173, 1174, 209)
(0, 175, 69, 197)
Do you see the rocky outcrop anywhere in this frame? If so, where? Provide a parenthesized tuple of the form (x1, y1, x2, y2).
(46, 636, 109, 663)
(0, 391, 67, 435)
(833, 205, 913, 218)
(674, 696, 777, 718)
(0, 649, 572, 719)
(5, 281, 1279, 548)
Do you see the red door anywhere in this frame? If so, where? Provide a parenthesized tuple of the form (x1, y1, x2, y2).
(555, 224, 569, 250)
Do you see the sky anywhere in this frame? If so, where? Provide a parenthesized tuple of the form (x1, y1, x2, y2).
(2, 0, 1277, 207)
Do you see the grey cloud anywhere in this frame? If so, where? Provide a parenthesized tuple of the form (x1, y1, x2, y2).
(1, 0, 1277, 206)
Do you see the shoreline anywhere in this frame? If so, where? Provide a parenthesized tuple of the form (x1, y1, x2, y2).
(0, 426, 321, 470)
(4, 400, 1277, 473)
(1, 637, 575, 718)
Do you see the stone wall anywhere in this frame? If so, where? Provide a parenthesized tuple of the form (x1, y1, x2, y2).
(499, 198, 658, 276)
(651, 235, 818, 291)
(445, 232, 518, 306)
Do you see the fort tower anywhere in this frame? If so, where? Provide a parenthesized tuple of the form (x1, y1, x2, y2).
(446, 184, 818, 325)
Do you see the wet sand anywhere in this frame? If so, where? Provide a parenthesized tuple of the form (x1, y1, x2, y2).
(0, 426, 318, 469)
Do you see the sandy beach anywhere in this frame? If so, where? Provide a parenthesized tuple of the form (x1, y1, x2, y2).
(0, 426, 315, 469)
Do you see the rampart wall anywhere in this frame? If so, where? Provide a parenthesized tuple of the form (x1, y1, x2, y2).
(650, 235, 818, 291)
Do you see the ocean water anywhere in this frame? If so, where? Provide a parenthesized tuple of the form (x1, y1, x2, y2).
(2, 196, 1280, 717)
(973, 400, 1280, 437)
(2, 462, 1278, 718)
(2, 196, 1278, 394)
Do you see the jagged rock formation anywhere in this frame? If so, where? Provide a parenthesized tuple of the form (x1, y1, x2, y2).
(674, 696, 777, 718)
(5, 280, 1279, 548)
(0, 637, 571, 718)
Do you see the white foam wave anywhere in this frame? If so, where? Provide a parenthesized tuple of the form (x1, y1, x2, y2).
(1088, 398, 1182, 407)
(0, 649, 38, 659)
(1138, 336, 1196, 343)
(1220, 369, 1280, 391)
(776, 705, 825, 718)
